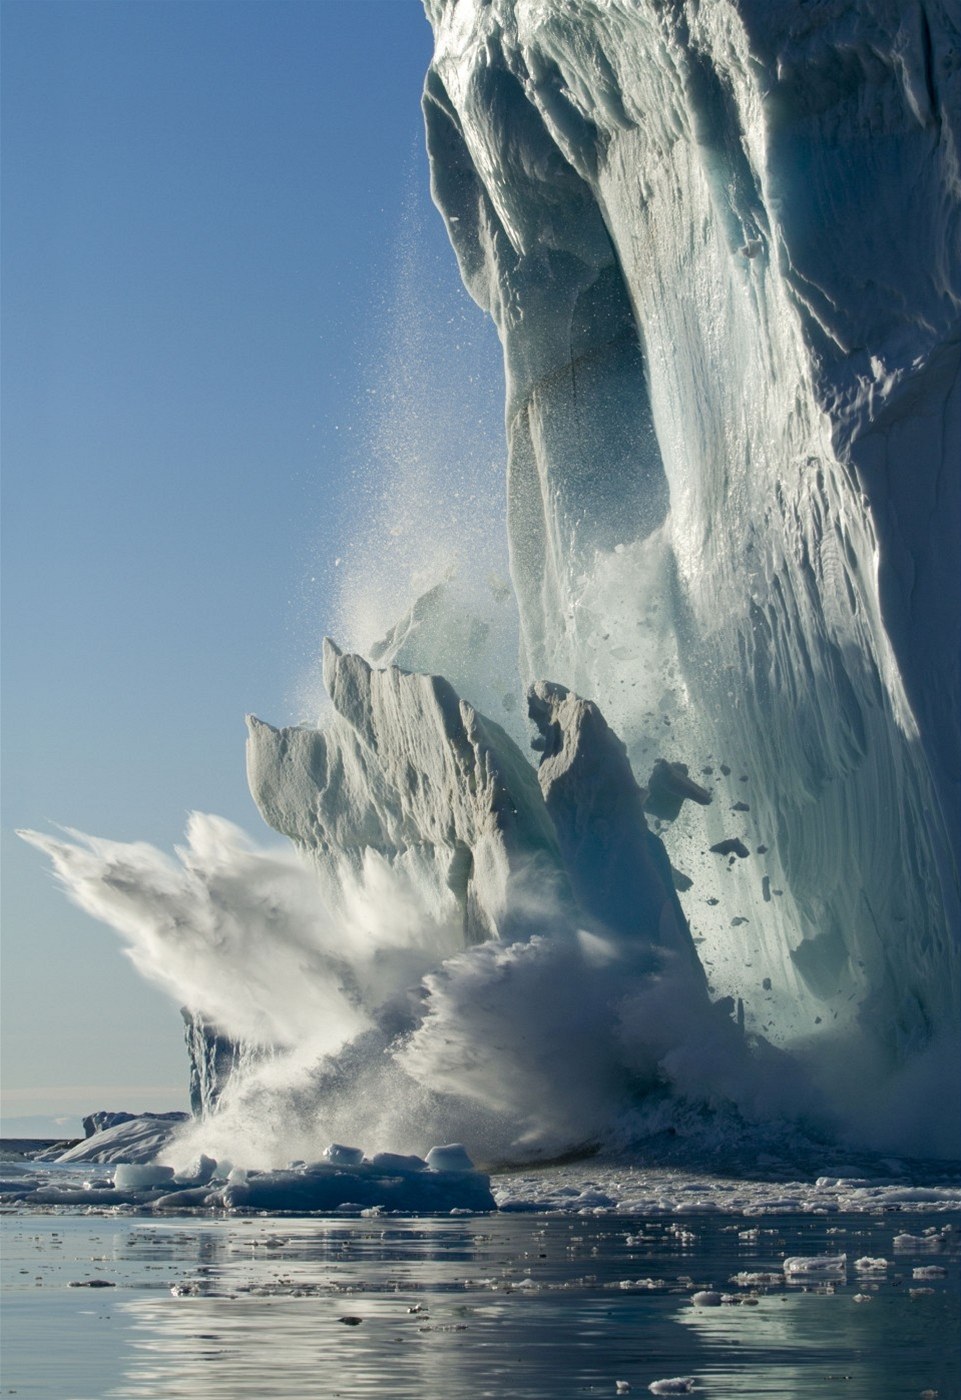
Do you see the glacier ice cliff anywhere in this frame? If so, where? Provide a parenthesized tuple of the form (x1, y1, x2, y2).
(19, 0, 961, 1166)
(422, 0, 960, 1081)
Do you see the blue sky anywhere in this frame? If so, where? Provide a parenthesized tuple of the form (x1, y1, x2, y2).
(1, 0, 504, 1132)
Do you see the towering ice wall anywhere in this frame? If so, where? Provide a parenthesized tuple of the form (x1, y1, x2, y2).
(422, 0, 960, 1065)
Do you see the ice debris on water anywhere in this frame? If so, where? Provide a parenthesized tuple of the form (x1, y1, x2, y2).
(0, 1123, 493, 1214)
(426, 1144, 476, 1173)
(324, 1144, 365, 1166)
(894, 1228, 952, 1250)
(113, 1163, 175, 1190)
(648, 1380, 696, 1395)
(783, 1254, 846, 1277)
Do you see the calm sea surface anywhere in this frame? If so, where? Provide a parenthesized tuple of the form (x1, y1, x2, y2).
(2, 1209, 958, 1399)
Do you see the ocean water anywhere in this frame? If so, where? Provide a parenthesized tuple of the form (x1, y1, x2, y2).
(2, 1187, 958, 1399)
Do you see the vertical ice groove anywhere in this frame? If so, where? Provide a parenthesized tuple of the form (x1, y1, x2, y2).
(424, 0, 960, 1064)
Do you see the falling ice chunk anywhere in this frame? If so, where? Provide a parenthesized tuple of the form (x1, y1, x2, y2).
(710, 838, 749, 858)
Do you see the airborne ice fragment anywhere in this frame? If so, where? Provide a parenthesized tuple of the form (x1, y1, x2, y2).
(709, 839, 749, 859)
(642, 760, 712, 822)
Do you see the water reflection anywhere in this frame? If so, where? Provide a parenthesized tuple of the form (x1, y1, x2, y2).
(109, 1215, 958, 1400)
(2, 1213, 957, 1399)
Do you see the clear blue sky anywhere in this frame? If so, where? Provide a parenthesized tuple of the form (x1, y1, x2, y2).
(1, 0, 504, 1133)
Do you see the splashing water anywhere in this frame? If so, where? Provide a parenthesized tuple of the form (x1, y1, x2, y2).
(296, 166, 519, 733)
(20, 813, 823, 1171)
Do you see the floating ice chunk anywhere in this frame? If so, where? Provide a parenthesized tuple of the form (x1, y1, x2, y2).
(690, 1291, 722, 1306)
(894, 1230, 947, 1250)
(783, 1254, 846, 1277)
(912, 1266, 947, 1279)
(173, 1154, 216, 1187)
(221, 1160, 495, 1213)
(324, 1144, 365, 1166)
(113, 1163, 175, 1190)
(154, 1186, 222, 1210)
(648, 1380, 696, 1395)
(426, 1144, 475, 1172)
(854, 1257, 889, 1272)
(48, 1114, 186, 1165)
(369, 1152, 427, 1173)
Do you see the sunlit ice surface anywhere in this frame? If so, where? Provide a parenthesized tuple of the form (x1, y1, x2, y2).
(2, 1178, 958, 1400)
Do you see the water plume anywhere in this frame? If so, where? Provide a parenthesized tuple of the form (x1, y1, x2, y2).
(21, 810, 824, 1170)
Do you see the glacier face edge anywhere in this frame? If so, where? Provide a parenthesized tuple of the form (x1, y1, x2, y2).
(422, 0, 960, 1076)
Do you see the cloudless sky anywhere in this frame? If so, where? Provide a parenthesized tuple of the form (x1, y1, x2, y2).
(1, 0, 504, 1133)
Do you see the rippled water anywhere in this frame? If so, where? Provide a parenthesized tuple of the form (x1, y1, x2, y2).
(2, 1206, 958, 1398)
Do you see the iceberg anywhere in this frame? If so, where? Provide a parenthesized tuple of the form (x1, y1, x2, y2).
(423, 0, 959, 1088)
(18, 0, 960, 1168)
